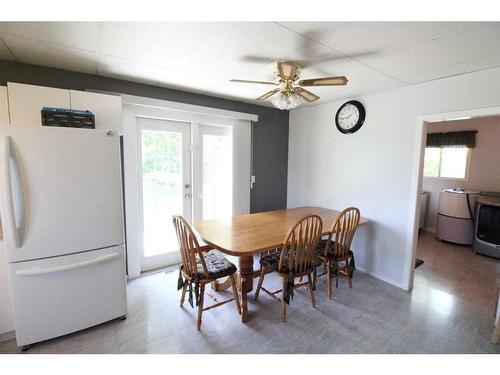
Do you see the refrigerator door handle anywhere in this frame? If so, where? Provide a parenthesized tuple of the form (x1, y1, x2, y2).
(16, 252, 121, 276)
(1, 135, 24, 248)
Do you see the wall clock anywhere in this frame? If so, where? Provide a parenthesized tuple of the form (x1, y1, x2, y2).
(335, 100, 366, 134)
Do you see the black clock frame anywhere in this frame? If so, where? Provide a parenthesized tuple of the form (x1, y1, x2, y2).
(335, 100, 366, 134)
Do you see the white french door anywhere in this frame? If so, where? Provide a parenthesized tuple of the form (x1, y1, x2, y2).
(137, 117, 191, 271)
(192, 124, 233, 222)
(136, 117, 241, 272)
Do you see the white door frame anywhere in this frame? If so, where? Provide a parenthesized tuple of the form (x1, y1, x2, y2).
(404, 105, 500, 291)
(123, 101, 256, 279)
(136, 117, 192, 272)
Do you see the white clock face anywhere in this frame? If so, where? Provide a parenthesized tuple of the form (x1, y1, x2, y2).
(338, 104, 360, 130)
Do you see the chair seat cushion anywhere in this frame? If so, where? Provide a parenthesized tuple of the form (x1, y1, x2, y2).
(315, 240, 354, 260)
(316, 239, 334, 257)
(195, 250, 237, 279)
(260, 250, 322, 273)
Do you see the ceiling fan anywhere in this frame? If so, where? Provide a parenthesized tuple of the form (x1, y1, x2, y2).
(230, 61, 348, 110)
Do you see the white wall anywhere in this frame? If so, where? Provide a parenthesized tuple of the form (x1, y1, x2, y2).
(288, 66, 500, 289)
(422, 117, 500, 231)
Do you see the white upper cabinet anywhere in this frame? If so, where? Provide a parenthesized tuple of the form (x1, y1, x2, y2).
(7, 82, 71, 126)
(70, 90, 122, 132)
(6, 83, 123, 132)
(0, 86, 9, 124)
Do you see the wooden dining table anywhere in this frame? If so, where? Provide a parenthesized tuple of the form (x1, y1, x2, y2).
(193, 206, 368, 322)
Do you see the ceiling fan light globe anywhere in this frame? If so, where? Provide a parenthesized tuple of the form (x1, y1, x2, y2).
(271, 93, 304, 110)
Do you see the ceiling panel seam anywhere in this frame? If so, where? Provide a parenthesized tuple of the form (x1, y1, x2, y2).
(0, 36, 19, 62)
(0, 32, 96, 54)
(274, 22, 411, 85)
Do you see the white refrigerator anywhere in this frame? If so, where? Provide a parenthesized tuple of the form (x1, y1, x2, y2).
(0, 124, 127, 349)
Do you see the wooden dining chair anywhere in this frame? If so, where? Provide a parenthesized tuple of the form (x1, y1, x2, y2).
(254, 215, 323, 322)
(316, 207, 360, 300)
(172, 215, 241, 330)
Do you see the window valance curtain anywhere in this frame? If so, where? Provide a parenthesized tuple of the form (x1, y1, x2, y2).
(426, 130, 477, 148)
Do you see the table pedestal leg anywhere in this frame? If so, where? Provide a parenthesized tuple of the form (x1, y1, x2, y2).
(211, 277, 231, 291)
(239, 255, 254, 323)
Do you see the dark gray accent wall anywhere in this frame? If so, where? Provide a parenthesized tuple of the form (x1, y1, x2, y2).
(0, 60, 289, 213)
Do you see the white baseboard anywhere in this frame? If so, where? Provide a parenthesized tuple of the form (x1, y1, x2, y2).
(356, 266, 408, 290)
(0, 330, 15, 343)
(422, 226, 436, 234)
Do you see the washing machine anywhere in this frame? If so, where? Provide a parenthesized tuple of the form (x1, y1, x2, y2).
(436, 188, 479, 245)
(473, 193, 500, 259)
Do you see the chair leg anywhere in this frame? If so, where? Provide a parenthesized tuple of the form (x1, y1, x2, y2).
(196, 284, 205, 331)
(326, 261, 333, 300)
(254, 268, 266, 301)
(348, 260, 353, 289)
(230, 274, 242, 314)
(307, 273, 316, 308)
(281, 277, 287, 322)
(180, 282, 187, 307)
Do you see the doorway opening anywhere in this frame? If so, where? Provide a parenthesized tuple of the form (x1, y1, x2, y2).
(408, 108, 500, 314)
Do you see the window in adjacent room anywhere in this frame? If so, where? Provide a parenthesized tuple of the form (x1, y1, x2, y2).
(423, 146, 470, 179)
(423, 130, 476, 180)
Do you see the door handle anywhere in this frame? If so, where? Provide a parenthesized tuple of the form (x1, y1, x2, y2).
(16, 252, 121, 276)
(185, 194, 192, 199)
(1, 136, 24, 248)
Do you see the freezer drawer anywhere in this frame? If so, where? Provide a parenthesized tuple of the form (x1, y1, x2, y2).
(9, 245, 127, 346)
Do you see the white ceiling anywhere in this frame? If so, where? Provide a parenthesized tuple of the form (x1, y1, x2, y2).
(1, 22, 500, 108)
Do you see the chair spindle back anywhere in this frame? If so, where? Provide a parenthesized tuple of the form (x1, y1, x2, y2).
(326, 207, 360, 258)
(279, 215, 323, 274)
(172, 215, 209, 278)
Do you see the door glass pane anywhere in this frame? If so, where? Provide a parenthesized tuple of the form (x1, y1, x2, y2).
(202, 133, 232, 220)
(440, 147, 468, 178)
(141, 130, 183, 257)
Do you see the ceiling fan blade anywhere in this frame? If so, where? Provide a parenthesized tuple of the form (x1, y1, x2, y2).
(242, 55, 312, 68)
(277, 61, 297, 80)
(294, 87, 320, 102)
(298, 76, 348, 86)
(241, 55, 278, 64)
(230, 79, 277, 85)
(257, 89, 280, 101)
